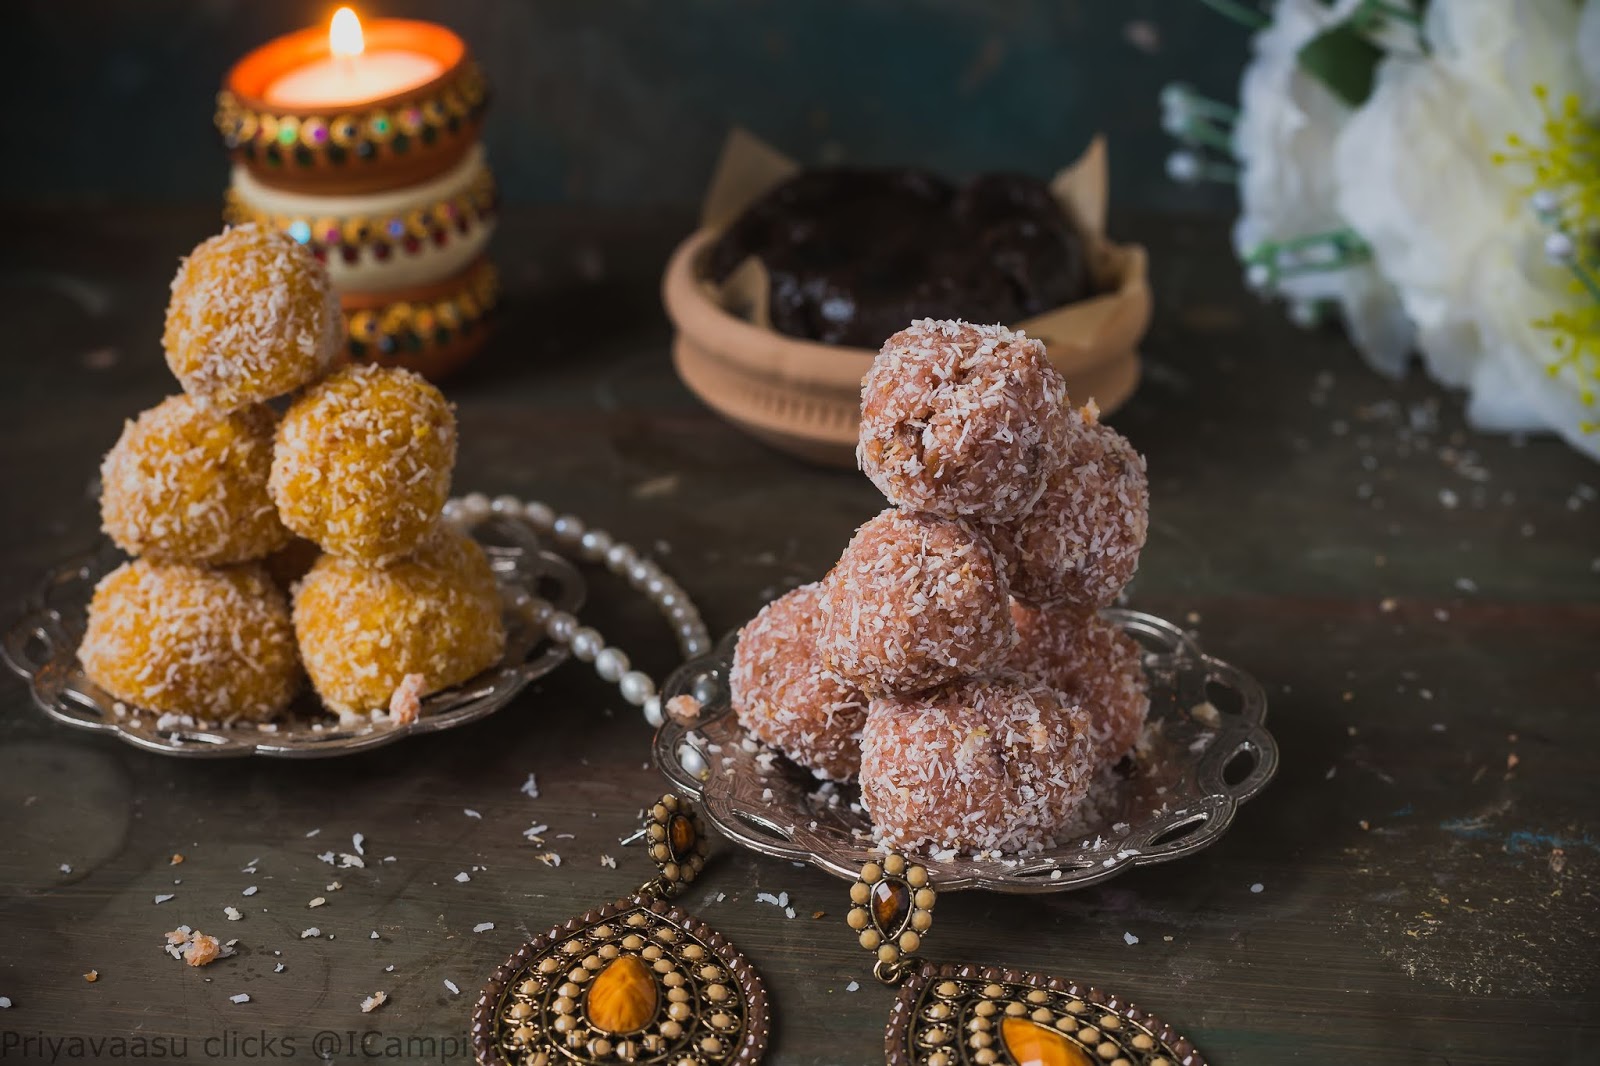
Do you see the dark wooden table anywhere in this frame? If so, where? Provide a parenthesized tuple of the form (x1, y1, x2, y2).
(1, 207, 1596, 1065)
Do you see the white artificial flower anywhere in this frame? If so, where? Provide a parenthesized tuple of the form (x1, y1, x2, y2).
(1472, 229, 1600, 460)
(1582, 0, 1600, 94)
(1334, 0, 1588, 427)
(1232, 0, 1414, 376)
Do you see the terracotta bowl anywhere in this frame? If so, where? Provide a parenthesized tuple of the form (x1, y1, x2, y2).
(662, 229, 1151, 468)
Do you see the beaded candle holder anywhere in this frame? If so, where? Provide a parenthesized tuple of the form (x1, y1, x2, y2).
(216, 11, 497, 379)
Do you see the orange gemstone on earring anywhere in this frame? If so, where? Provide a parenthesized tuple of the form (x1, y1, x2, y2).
(585, 956, 657, 1034)
(871, 878, 911, 936)
(1000, 1016, 1095, 1066)
(668, 813, 696, 860)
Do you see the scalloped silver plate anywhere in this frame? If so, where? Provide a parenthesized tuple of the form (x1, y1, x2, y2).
(655, 608, 1276, 893)
(0, 515, 585, 759)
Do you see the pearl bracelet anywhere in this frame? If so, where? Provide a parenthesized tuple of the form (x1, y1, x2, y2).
(442, 493, 711, 728)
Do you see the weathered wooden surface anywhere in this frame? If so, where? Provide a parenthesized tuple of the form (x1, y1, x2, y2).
(0, 207, 1596, 1064)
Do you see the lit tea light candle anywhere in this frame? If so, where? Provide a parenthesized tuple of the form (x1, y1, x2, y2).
(264, 8, 443, 108)
(218, 7, 497, 378)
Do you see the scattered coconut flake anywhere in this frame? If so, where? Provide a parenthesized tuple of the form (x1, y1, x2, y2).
(84, 970, 99, 983)
(538, 853, 562, 868)
(385, 965, 395, 973)
(224, 907, 242, 922)
(520, 773, 539, 798)
(1250, 883, 1264, 893)
(301, 928, 321, 939)
(599, 854, 616, 869)
(1123, 932, 1139, 946)
(464, 809, 482, 820)
(845, 981, 860, 992)
(0, 997, 11, 1008)
(59, 863, 72, 874)
(305, 828, 321, 838)
(389, 673, 425, 726)
(352, 833, 365, 855)
(170, 854, 184, 865)
(370, 931, 380, 939)
(229, 993, 250, 1004)
(473, 922, 495, 933)
(338, 854, 365, 869)
(274, 964, 285, 973)
(317, 851, 335, 865)
(454, 872, 471, 883)
(309, 897, 326, 908)
(361, 991, 388, 1013)
(784, 907, 796, 919)
(242, 886, 258, 897)
(153, 894, 175, 905)
(326, 881, 342, 892)
(443, 979, 460, 995)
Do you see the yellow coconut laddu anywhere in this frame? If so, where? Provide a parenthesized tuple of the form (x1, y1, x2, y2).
(162, 223, 341, 410)
(79, 560, 300, 722)
(292, 524, 505, 714)
(271, 363, 457, 563)
(99, 394, 289, 565)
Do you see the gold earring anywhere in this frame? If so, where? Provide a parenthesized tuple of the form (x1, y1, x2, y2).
(472, 795, 771, 1066)
(850, 854, 1206, 1066)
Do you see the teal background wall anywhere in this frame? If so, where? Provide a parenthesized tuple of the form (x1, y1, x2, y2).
(7, 1, 1251, 211)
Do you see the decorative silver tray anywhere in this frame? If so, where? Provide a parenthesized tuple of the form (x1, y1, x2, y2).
(0, 515, 584, 758)
(655, 608, 1276, 893)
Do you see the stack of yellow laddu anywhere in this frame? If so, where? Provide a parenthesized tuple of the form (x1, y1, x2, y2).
(82, 223, 503, 725)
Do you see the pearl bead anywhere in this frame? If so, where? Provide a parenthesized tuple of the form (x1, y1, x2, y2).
(679, 745, 707, 777)
(441, 499, 464, 522)
(546, 612, 577, 643)
(686, 639, 711, 658)
(492, 494, 521, 514)
(570, 627, 603, 662)
(669, 603, 695, 623)
(643, 695, 664, 727)
(627, 559, 655, 585)
(579, 529, 613, 560)
(620, 671, 654, 706)
(659, 590, 681, 610)
(527, 599, 554, 625)
(596, 648, 629, 682)
(552, 515, 585, 543)
(462, 492, 491, 521)
(645, 575, 669, 597)
(523, 501, 555, 530)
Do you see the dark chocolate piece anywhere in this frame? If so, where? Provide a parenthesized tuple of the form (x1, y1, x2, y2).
(708, 167, 1092, 348)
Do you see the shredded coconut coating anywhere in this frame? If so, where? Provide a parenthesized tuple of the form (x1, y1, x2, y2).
(859, 675, 1095, 854)
(163, 224, 341, 411)
(983, 405, 1149, 609)
(818, 510, 1015, 696)
(99, 395, 289, 565)
(1008, 601, 1149, 767)
(79, 560, 299, 722)
(856, 319, 1070, 521)
(730, 582, 867, 782)
(292, 524, 505, 714)
(271, 364, 457, 564)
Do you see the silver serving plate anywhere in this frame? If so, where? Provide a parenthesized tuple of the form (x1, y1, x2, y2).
(655, 609, 1276, 893)
(0, 516, 584, 758)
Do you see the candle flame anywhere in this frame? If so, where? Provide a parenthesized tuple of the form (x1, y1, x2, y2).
(329, 7, 365, 58)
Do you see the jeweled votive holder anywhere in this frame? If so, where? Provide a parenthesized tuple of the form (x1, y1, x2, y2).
(215, 18, 497, 379)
